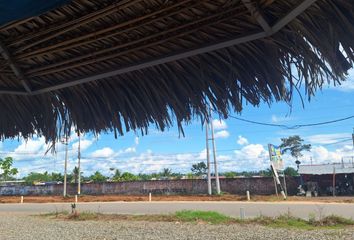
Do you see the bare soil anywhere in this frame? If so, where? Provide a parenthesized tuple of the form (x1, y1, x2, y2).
(0, 194, 353, 204)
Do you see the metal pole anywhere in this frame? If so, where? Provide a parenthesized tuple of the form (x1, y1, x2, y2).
(205, 120, 212, 195)
(352, 129, 354, 167)
(332, 165, 336, 197)
(77, 133, 81, 195)
(209, 107, 220, 194)
(63, 136, 68, 197)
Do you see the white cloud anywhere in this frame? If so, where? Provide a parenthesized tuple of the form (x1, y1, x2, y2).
(91, 147, 115, 158)
(237, 135, 249, 145)
(214, 130, 230, 139)
(234, 144, 269, 170)
(271, 114, 291, 123)
(14, 137, 46, 154)
(135, 137, 139, 145)
(332, 69, 354, 92)
(305, 133, 351, 145)
(212, 119, 227, 130)
(72, 139, 93, 152)
(123, 147, 136, 154)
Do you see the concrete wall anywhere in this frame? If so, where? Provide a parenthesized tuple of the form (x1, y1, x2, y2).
(0, 177, 299, 196)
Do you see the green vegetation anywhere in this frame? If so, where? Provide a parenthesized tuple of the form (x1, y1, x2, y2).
(89, 171, 107, 183)
(175, 210, 232, 224)
(42, 210, 354, 230)
(280, 135, 311, 161)
(284, 167, 298, 177)
(191, 162, 207, 176)
(0, 157, 18, 181)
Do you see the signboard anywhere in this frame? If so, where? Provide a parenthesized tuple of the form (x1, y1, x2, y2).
(268, 144, 284, 171)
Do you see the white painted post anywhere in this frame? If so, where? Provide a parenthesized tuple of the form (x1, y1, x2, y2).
(240, 208, 245, 220)
(149, 192, 152, 202)
(20, 196, 23, 204)
(75, 195, 78, 203)
(246, 191, 250, 201)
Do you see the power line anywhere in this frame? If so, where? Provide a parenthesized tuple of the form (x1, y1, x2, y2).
(228, 115, 354, 129)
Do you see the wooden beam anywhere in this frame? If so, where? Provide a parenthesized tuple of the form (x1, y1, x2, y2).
(241, 0, 271, 33)
(0, 41, 32, 93)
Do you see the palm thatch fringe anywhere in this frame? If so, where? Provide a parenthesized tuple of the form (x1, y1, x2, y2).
(0, 0, 353, 142)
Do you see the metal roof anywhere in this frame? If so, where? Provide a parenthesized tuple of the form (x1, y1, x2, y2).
(299, 163, 354, 175)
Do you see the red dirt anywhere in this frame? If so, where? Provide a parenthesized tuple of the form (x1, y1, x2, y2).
(0, 195, 353, 204)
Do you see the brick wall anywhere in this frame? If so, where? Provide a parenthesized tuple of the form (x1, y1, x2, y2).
(0, 177, 299, 196)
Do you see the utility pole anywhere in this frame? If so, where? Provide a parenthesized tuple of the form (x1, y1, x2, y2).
(352, 128, 354, 167)
(63, 136, 68, 197)
(209, 107, 221, 194)
(205, 120, 212, 195)
(77, 133, 81, 195)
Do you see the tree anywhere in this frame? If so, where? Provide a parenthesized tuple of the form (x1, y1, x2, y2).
(224, 171, 237, 178)
(161, 168, 172, 177)
(191, 162, 207, 176)
(112, 169, 121, 181)
(51, 172, 64, 182)
(259, 169, 273, 177)
(24, 172, 51, 185)
(89, 171, 107, 183)
(120, 172, 138, 181)
(284, 167, 298, 176)
(0, 157, 18, 181)
(72, 167, 80, 184)
(279, 135, 311, 160)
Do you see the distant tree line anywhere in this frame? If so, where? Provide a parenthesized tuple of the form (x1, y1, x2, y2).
(1, 133, 310, 186)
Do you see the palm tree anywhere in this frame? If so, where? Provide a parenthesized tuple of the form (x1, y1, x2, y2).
(162, 168, 172, 177)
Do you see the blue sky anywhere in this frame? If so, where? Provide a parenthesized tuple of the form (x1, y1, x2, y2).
(1, 70, 354, 177)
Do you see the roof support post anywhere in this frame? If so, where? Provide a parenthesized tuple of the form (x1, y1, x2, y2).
(0, 41, 32, 93)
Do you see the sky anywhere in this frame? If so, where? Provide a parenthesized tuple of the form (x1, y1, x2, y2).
(1, 70, 354, 178)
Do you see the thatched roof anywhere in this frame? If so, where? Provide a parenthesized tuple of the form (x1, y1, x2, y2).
(0, 0, 353, 142)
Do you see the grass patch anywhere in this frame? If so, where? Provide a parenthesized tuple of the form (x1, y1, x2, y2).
(175, 210, 233, 224)
(39, 210, 354, 229)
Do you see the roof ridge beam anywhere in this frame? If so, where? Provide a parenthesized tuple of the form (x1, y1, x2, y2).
(0, 41, 32, 93)
(241, 0, 272, 34)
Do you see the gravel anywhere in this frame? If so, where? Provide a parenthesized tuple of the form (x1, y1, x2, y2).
(0, 214, 353, 240)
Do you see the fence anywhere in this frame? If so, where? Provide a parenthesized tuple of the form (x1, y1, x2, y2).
(0, 177, 299, 196)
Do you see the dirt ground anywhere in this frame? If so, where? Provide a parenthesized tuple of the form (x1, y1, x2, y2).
(0, 194, 354, 204)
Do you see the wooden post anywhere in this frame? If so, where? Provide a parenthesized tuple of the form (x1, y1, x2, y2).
(283, 172, 288, 196)
(273, 176, 278, 196)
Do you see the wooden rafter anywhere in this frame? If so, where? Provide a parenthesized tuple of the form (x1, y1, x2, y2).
(27, 5, 248, 77)
(0, 41, 31, 93)
(0, 0, 318, 96)
(16, 0, 197, 60)
(241, 0, 271, 33)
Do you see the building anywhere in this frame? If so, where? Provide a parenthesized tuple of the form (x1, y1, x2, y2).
(298, 163, 354, 196)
